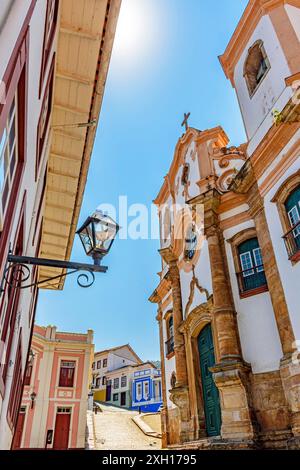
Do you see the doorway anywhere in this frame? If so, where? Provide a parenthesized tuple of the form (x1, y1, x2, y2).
(120, 392, 126, 406)
(12, 407, 26, 449)
(53, 408, 71, 450)
(198, 324, 221, 437)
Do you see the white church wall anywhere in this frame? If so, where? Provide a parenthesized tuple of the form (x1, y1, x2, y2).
(224, 221, 283, 373)
(233, 15, 292, 149)
(179, 238, 213, 318)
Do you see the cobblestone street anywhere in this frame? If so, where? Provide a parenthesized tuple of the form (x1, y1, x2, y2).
(94, 403, 161, 450)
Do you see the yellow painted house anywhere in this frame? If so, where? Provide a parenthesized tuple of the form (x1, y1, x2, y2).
(92, 344, 142, 402)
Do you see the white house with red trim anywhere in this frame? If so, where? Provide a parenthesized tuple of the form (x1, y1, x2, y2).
(14, 324, 94, 450)
(0, 0, 121, 449)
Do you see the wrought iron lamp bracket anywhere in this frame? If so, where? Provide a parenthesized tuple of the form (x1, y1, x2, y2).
(0, 253, 108, 295)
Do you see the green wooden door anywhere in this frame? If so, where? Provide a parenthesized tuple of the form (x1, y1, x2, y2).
(198, 324, 221, 437)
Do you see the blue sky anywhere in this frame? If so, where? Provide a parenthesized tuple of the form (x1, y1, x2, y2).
(36, 0, 248, 361)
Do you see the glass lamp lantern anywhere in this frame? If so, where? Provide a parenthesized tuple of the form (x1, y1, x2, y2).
(77, 210, 119, 265)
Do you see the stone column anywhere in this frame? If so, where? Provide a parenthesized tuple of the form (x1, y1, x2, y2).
(159, 247, 192, 443)
(194, 190, 255, 440)
(199, 191, 242, 362)
(157, 307, 169, 448)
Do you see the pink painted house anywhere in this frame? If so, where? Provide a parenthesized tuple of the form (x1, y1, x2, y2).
(14, 325, 94, 450)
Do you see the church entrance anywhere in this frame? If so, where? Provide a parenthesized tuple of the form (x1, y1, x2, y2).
(198, 324, 221, 437)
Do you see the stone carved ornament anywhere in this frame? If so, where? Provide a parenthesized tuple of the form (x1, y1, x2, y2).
(184, 267, 210, 319)
(209, 143, 247, 193)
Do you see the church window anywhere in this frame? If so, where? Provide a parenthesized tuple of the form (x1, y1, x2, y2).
(284, 186, 300, 258)
(184, 223, 198, 260)
(162, 206, 171, 243)
(244, 40, 270, 97)
(237, 238, 267, 294)
(271, 172, 300, 263)
(181, 163, 190, 185)
(165, 316, 175, 356)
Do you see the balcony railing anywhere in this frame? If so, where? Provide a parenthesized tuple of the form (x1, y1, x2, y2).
(283, 220, 300, 260)
(165, 337, 174, 356)
(236, 265, 268, 296)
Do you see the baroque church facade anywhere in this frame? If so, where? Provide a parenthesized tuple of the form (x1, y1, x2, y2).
(150, 0, 300, 449)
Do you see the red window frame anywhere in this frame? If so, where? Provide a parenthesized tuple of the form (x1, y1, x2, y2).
(39, 0, 59, 97)
(32, 167, 47, 246)
(24, 363, 33, 386)
(0, 25, 30, 272)
(36, 56, 55, 179)
(59, 361, 75, 388)
(7, 330, 23, 431)
(0, 199, 25, 397)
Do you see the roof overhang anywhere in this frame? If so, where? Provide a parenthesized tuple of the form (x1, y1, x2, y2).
(38, 0, 121, 289)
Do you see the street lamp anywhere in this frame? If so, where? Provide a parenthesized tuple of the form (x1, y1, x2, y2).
(0, 210, 119, 293)
(77, 210, 119, 266)
(30, 392, 37, 409)
(28, 349, 35, 366)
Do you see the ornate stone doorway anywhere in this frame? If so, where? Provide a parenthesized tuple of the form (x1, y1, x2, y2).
(198, 324, 221, 437)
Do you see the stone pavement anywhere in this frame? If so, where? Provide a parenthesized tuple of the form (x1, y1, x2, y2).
(93, 403, 161, 450)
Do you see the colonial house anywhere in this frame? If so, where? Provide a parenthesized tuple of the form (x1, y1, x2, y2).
(105, 362, 156, 409)
(132, 365, 162, 413)
(92, 344, 142, 402)
(14, 325, 94, 450)
(0, 0, 121, 449)
(150, 0, 300, 450)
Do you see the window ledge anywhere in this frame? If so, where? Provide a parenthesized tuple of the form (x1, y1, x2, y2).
(290, 250, 300, 264)
(166, 352, 175, 360)
(239, 285, 269, 299)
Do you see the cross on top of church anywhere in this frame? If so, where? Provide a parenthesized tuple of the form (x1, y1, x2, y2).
(181, 112, 191, 132)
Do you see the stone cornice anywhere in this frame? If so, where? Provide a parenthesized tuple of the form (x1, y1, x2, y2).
(159, 246, 178, 265)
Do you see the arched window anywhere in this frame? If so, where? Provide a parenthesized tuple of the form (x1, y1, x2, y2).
(284, 186, 300, 256)
(165, 315, 174, 357)
(244, 40, 270, 97)
(162, 206, 171, 243)
(238, 238, 267, 294)
(168, 316, 174, 338)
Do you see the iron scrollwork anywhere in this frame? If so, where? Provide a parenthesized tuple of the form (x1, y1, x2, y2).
(0, 253, 107, 295)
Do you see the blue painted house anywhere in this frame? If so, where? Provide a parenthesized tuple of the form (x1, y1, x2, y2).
(131, 364, 162, 413)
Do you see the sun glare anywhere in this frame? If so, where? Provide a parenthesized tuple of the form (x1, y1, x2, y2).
(113, 0, 157, 63)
